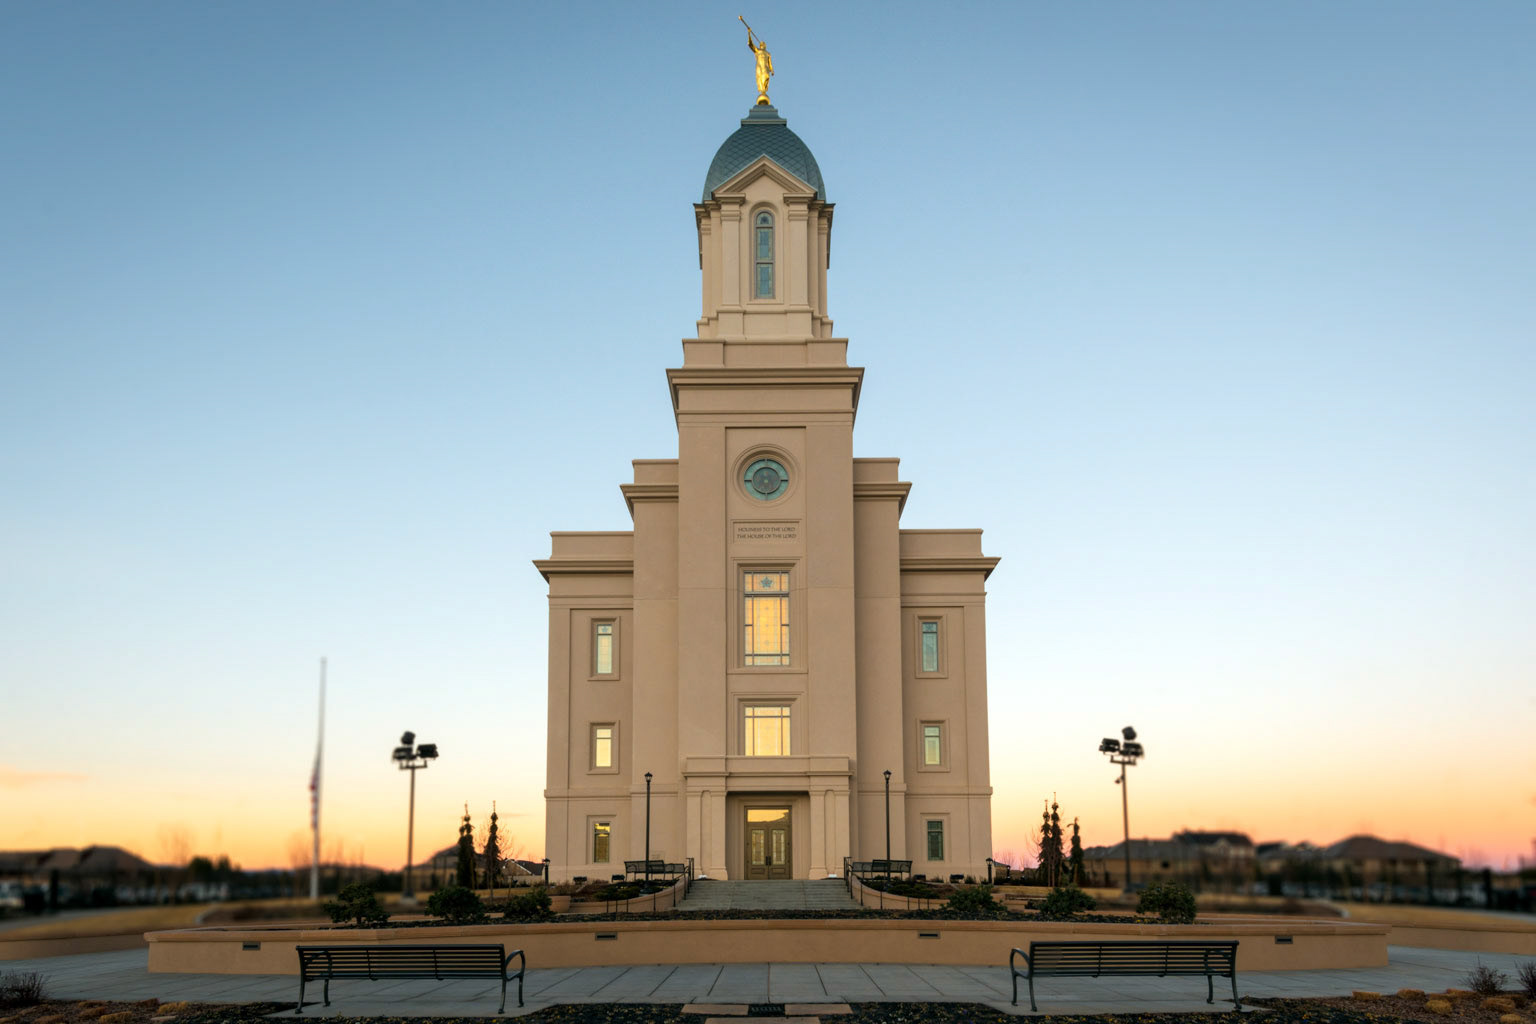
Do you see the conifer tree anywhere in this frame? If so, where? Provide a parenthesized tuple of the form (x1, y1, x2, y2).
(1038, 801, 1052, 884)
(1069, 816, 1085, 885)
(456, 804, 476, 888)
(1047, 796, 1066, 887)
(484, 803, 503, 900)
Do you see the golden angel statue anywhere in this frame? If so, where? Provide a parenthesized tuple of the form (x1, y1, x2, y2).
(740, 16, 773, 105)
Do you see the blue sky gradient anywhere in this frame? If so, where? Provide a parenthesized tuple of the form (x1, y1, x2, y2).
(2, 2, 1532, 869)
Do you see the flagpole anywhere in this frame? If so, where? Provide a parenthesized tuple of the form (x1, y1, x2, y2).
(310, 657, 326, 901)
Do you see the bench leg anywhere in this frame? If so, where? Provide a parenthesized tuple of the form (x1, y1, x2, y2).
(1029, 975, 1038, 1013)
(295, 976, 305, 1014)
(499, 976, 506, 1014)
(1208, 974, 1214, 1003)
(1231, 974, 1241, 1011)
(323, 978, 330, 1007)
(519, 972, 525, 1008)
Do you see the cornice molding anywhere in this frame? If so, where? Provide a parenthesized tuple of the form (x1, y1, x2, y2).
(852, 480, 912, 515)
(532, 557, 636, 583)
(899, 555, 1001, 580)
(620, 481, 679, 516)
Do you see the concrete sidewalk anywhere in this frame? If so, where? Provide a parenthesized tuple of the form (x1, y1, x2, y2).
(2, 946, 1527, 1017)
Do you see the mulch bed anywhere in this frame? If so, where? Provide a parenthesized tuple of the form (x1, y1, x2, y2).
(0, 998, 1493, 1024)
(1249, 992, 1532, 1024)
(4, 992, 1529, 1024)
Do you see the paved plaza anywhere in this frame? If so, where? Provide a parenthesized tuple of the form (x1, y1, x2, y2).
(2, 946, 1529, 1017)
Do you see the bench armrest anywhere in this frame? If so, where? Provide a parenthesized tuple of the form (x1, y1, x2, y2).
(503, 949, 526, 976)
(1010, 947, 1031, 974)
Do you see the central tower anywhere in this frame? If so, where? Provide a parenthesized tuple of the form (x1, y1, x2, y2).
(538, 99, 997, 883)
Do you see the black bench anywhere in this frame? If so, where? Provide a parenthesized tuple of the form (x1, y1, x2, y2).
(1010, 940, 1239, 1012)
(295, 944, 525, 1014)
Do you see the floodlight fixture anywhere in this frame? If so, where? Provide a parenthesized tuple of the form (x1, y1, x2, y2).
(1099, 724, 1144, 892)
(392, 730, 439, 905)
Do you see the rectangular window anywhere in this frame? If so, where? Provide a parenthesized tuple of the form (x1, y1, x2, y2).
(592, 724, 615, 770)
(922, 723, 943, 767)
(593, 621, 614, 676)
(743, 705, 791, 756)
(920, 619, 940, 673)
(593, 821, 611, 863)
(744, 571, 790, 666)
(926, 820, 945, 861)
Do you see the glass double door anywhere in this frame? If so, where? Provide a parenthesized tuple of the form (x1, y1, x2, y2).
(745, 807, 792, 879)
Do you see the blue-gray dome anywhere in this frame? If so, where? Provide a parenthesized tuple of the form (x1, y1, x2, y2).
(702, 105, 826, 201)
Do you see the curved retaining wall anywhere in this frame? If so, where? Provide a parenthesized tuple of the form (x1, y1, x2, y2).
(147, 915, 1387, 975)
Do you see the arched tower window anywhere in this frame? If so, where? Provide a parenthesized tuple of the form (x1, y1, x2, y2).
(754, 210, 774, 298)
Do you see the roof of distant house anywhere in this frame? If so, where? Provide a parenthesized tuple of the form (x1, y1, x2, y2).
(1321, 834, 1459, 864)
(1173, 830, 1254, 848)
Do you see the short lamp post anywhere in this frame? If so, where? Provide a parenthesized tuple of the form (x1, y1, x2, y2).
(542, 858, 550, 887)
(1098, 727, 1144, 892)
(882, 769, 892, 884)
(392, 731, 439, 906)
(644, 771, 653, 883)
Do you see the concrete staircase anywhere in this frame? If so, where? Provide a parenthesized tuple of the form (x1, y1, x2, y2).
(677, 878, 859, 912)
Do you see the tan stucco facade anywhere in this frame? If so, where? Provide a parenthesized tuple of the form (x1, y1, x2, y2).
(535, 117, 999, 882)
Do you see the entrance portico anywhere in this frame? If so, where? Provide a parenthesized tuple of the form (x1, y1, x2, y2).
(683, 760, 852, 879)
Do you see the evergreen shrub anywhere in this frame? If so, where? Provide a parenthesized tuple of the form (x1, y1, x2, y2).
(946, 884, 1001, 914)
(501, 887, 552, 918)
(322, 882, 389, 927)
(1040, 884, 1097, 919)
(1136, 881, 1197, 924)
(425, 885, 486, 924)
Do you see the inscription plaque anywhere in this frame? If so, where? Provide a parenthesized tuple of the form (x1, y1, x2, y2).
(734, 521, 799, 543)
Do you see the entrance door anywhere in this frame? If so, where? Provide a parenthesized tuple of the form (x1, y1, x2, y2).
(745, 807, 792, 879)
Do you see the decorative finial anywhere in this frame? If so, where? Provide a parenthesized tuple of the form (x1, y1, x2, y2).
(740, 16, 774, 106)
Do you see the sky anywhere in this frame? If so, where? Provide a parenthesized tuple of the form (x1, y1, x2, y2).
(2, 1, 1533, 874)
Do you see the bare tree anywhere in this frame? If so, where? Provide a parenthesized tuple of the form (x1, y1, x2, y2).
(157, 824, 193, 903)
(285, 831, 311, 898)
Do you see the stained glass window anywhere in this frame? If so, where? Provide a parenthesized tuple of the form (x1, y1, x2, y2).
(926, 820, 944, 861)
(744, 571, 790, 665)
(920, 620, 939, 673)
(593, 724, 614, 769)
(754, 211, 774, 298)
(594, 622, 614, 675)
(744, 705, 791, 756)
(593, 821, 611, 863)
(923, 723, 943, 766)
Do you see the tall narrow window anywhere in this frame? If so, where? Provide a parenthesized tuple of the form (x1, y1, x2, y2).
(754, 210, 774, 298)
(926, 820, 945, 861)
(592, 724, 614, 770)
(744, 571, 790, 665)
(920, 619, 940, 673)
(922, 723, 943, 766)
(593, 821, 611, 863)
(593, 621, 614, 676)
(744, 705, 792, 756)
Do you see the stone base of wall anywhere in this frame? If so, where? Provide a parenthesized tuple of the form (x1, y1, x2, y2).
(147, 916, 1388, 975)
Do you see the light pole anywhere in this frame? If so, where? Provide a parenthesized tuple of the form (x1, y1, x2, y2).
(392, 731, 439, 907)
(1098, 726, 1143, 892)
(644, 771, 653, 883)
(882, 769, 892, 883)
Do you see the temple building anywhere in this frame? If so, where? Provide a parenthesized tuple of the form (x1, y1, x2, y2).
(536, 94, 999, 881)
